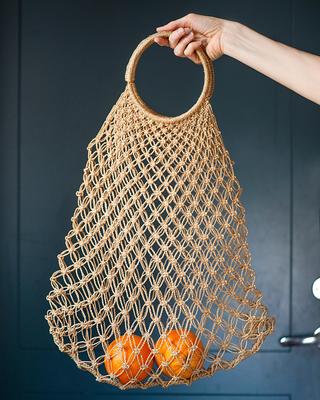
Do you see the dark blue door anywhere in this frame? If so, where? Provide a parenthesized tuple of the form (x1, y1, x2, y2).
(1, 0, 319, 399)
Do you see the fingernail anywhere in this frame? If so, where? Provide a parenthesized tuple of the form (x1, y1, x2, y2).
(184, 28, 191, 34)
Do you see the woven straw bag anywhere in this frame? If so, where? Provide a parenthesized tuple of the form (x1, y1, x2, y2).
(46, 32, 274, 389)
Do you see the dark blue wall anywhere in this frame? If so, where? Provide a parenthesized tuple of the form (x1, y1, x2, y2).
(1, 0, 319, 399)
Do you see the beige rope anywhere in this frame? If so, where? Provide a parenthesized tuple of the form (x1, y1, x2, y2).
(125, 31, 214, 123)
(46, 31, 274, 390)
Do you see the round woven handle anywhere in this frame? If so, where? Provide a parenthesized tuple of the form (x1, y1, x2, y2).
(125, 31, 214, 122)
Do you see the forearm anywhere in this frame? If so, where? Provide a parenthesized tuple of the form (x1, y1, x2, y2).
(223, 22, 320, 105)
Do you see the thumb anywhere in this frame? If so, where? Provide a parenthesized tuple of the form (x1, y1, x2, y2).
(156, 16, 189, 32)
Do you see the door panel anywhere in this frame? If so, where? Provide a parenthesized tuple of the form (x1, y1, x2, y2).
(20, 0, 292, 351)
(1, 0, 319, 399)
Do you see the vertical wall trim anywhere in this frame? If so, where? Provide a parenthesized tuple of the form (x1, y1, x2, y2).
(288, 0, 296, 339)
(17, 0, 22, 349)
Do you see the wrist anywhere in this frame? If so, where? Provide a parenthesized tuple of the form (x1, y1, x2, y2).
(221, 21, 246, 57)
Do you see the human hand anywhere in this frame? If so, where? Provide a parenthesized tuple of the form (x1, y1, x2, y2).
(156, 13, 320, 104)
(155, 13, 236, 64)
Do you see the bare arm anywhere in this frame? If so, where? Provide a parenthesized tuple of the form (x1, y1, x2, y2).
(155, 13, 320, 105)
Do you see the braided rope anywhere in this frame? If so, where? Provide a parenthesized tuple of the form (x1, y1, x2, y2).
(46, 32, 274, 389)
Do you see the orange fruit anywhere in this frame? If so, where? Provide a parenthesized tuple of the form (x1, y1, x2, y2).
(154, 329, 204, 379)
(104, 334, 154, 384)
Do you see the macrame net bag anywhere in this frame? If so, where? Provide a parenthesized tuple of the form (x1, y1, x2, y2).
(46, 32, 274, 389)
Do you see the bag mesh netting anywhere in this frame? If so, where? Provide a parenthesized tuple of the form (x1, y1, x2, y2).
(46, 32, 274, 389)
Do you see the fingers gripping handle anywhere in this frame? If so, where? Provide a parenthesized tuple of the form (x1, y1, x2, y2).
(125, 31, 214, 103)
